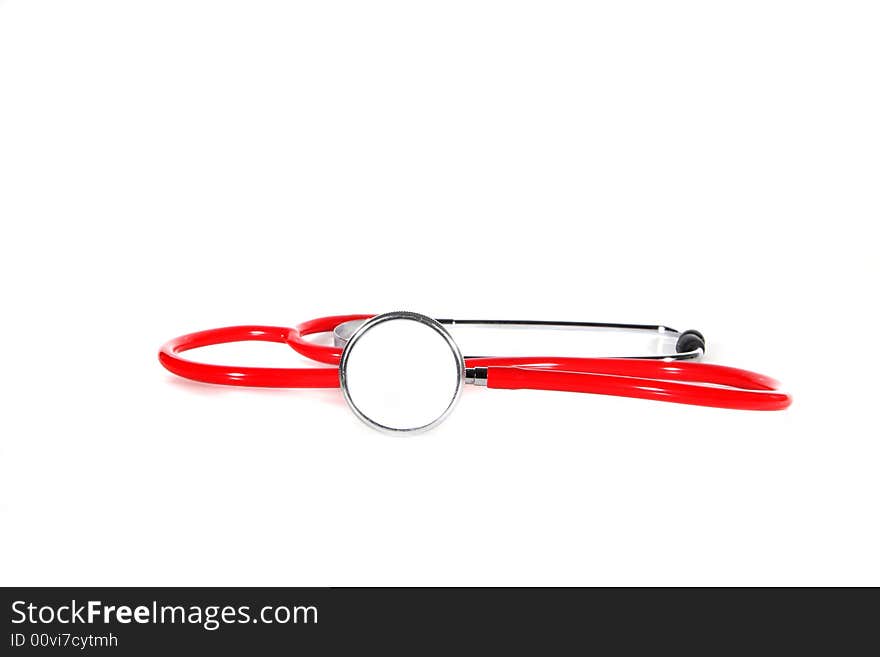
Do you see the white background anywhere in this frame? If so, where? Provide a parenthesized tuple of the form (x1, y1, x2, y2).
(1, 1, 877, 586)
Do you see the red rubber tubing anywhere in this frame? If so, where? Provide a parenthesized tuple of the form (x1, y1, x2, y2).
(465, 357, 781, 391)
(158, 315, 372, 388)
(482, 362, 790, 410)
(159, 316, 791, 410)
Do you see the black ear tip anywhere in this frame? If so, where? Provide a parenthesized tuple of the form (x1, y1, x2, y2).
(676, 329, 706, 354)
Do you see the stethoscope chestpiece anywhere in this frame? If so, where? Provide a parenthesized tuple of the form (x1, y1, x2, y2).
(338, 311, 465, 434)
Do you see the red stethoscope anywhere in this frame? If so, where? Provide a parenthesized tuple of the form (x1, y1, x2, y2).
(159, 312, 791, 433)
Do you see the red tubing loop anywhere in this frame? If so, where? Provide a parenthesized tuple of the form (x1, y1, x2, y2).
(158, 314, 373, 388)
(467, 357, 790, 411)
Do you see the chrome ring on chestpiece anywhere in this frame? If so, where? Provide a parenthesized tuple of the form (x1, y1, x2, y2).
(338, 311, 466, 434)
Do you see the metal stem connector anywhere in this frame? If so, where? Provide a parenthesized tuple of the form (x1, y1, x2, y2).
(465, 367, 488, 386)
